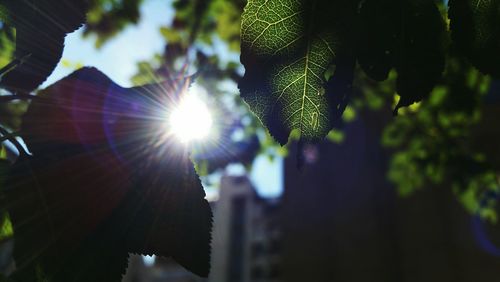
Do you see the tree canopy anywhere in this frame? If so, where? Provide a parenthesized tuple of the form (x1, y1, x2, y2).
(0, 0, 500, 281)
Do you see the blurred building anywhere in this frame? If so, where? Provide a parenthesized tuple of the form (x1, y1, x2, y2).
(123, 175, 282, 282)
(210, 175, 281, 282)
(281, 108, 500, 282)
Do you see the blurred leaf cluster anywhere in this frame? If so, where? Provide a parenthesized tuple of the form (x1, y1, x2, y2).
(382, 57, 499, 221)
(84, 0, 144, 48)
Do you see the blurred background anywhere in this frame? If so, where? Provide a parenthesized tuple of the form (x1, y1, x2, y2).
(2, 0, 500, 281)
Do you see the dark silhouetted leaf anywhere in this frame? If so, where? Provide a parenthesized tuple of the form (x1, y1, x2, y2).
(3, 67, 212, 281)
(449, 0, 500, 77)
(120, 157, 212, 277)
(0, 0, 89, 93)
(325, 54, 355, 127)
(357, 0, 446, 110)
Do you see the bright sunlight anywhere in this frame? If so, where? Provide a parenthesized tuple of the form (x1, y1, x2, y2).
(169, 85, 213, 143)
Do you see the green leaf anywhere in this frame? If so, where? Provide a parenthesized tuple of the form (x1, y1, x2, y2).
(239, 0, 357, 144)
(357, 0, 446, 110)
(0, 0, 89, 94)
(449, 0, 500, 77)
(0, 213, 12, 243)
(4, 68, 212, 281)
(0, 160, 12, 243)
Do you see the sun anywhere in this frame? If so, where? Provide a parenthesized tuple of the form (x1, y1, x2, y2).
(169, 85, 213, 143)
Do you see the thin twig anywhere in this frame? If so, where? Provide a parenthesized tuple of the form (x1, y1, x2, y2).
(0, 54, 32, 78)
(0, 126, 28, 157)
(0, 131, 20, 143)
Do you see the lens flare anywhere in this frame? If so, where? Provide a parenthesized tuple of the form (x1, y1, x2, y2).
(169, 86, 213, 143)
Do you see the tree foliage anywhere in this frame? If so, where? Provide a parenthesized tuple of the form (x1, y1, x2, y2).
(0, 0, 500, 280)
(240, 0, 499, 143)
(382, 58, 499, 220)
(240, 0, 500, 218)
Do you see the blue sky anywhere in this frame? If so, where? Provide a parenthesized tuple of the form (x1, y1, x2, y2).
(44, 0, 283, 198)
